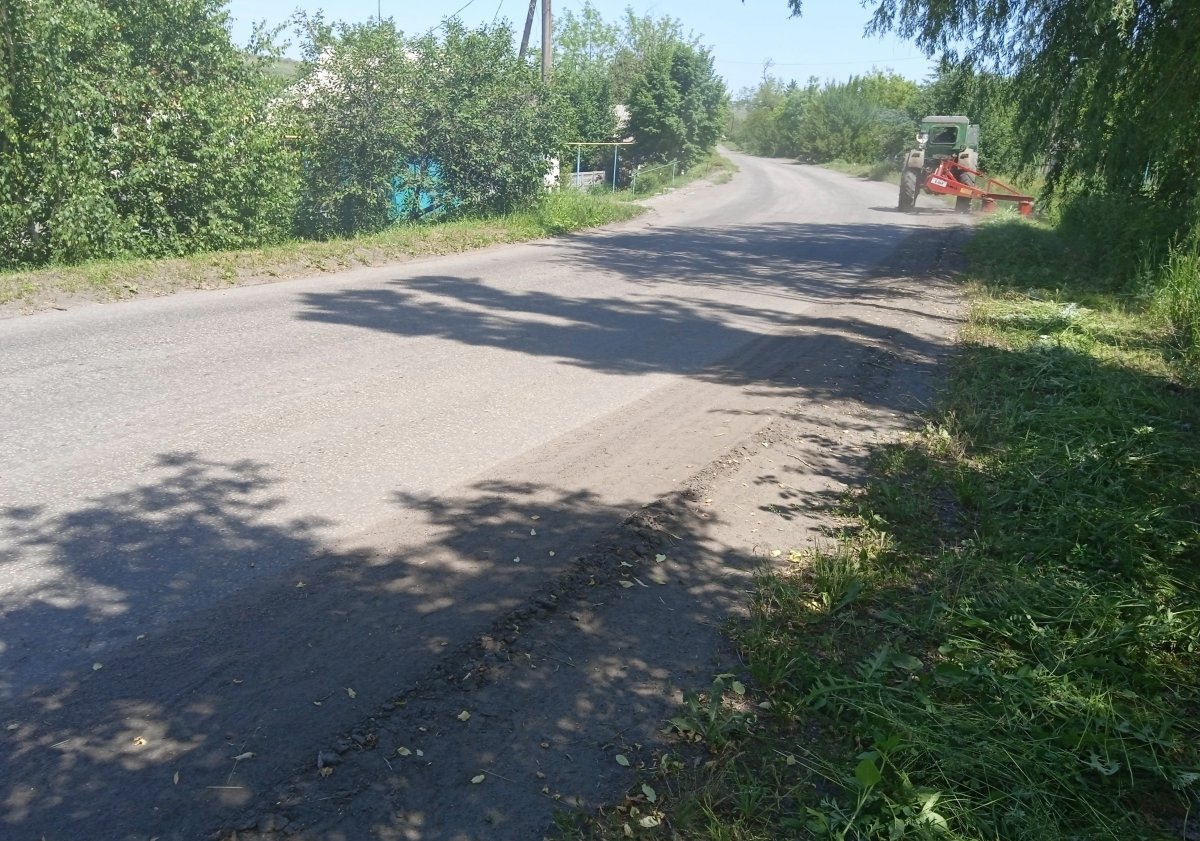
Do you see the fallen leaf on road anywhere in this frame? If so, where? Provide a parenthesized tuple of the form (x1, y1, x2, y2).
(530, 529, 537, 536)
(471, 774, 486, 784)
(513, 556, 521, 563)
(615, 754, 630, 767)
(530, 514, 540, 520)
(618, 580, 634, 589)
(642, 783, 658, 803)
(416, 749, 424, 757)
(640, 815, 662, 828)
(457, 710, 471, 722)
(295, 581, 307, 588)
(232, 752, 255, 761)
(346, 688, 357, 699)
(548, 551, 555, 557)
(654, 554, 667, 563)
(319, 766, 333, 778)
(174, 771, 180, 784)
(92, 663, 103, 671)
(396, 747, 412, 756)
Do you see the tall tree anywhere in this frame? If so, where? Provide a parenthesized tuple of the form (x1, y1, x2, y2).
(626, 40, 726, 167)
(555, 2, 621, 169)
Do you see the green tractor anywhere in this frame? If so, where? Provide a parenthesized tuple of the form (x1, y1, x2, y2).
(898, 115, 980, 212)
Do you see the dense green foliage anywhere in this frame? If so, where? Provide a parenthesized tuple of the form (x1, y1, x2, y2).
(626, 41, 725, 167)
(289, 18, 565, 237)
(0, 0, 726, 269)
(554, 5, 621, 172)
(555, 3, 727, 173)
(729, 66, 1020, 170)
(0, 0, 297, 268)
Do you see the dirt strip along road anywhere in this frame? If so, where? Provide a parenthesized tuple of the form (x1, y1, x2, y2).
(0, 152, 968, 840)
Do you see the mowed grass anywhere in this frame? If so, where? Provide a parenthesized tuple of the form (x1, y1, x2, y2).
(564, 215, 1200, 840)
(0, 188, 646, 312)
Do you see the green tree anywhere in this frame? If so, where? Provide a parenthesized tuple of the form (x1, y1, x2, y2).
(408, 21, 568, 218)
(289, 18, 421, 236)
(291, 18, 566, 235)
(627, 40, 727, 167)
(734, 70, 917, 164)
(555, 3, 621, 170)
(0, 0, 297, 268)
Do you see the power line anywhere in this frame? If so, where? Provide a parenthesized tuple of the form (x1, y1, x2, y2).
(424, 0, 481, 34)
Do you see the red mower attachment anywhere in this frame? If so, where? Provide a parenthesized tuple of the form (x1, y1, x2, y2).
(924, 159, 1035, 215)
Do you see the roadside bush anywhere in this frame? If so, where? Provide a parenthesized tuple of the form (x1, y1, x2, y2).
(290, 19, 567, 238)
(0, 0, 298, 269)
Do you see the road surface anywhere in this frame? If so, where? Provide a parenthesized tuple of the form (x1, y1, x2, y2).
(0, 153, 966, 839)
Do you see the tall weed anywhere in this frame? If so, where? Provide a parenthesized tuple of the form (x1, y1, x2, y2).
(1149, 245, 1200, 359)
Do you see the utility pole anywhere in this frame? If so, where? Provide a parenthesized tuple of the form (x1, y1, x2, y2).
(540, 0, 552, 83)
(519, 0, 537, 57)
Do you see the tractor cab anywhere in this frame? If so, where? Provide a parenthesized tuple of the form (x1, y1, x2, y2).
(916, 116, 979, 159)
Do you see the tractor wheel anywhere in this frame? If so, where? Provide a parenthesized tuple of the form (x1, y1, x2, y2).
(956, 171, 976, 213)
(899, 168, 919, 211)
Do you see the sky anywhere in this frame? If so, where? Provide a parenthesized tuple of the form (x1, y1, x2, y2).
(222, 0, 936, 95)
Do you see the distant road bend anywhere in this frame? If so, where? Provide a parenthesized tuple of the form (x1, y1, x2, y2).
(0, 151, 965, 840)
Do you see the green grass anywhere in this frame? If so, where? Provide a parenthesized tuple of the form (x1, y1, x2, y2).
(631, 152, 738, 196)
(1149, 244, 1200, 360)
(821, 160, 901, 184)
(0, 189, 645, 312)
(567, 215, 1200, 841)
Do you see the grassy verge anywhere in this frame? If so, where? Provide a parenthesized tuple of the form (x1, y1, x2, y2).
(631, 151, 738, 196)
(569, 215, 1200, 840)
(0, 189, 646, 313)
(821, 160, 902, 184)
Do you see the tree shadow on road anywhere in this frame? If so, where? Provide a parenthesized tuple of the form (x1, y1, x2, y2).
(0, 453, 745, 841)
(295, 221, 961, 407)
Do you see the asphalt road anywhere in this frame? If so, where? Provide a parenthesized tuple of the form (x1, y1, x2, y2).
(0, 153, 963, 839)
